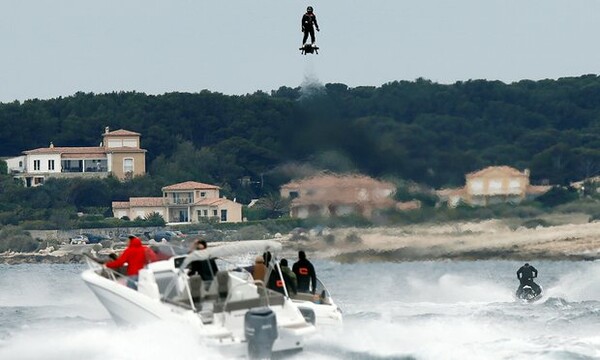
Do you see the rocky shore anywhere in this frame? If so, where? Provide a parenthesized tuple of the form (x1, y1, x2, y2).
(288, 217, 600, 262)
(0, 252, 85, 265)
(4, 217, 600, 264)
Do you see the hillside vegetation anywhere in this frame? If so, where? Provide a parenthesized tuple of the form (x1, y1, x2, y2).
(2, 75, 600, 229)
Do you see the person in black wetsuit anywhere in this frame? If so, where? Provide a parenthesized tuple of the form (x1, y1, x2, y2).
(301, 6, 320, 46)
(516, 263, 541, 297)
(292, 250, 317, 294)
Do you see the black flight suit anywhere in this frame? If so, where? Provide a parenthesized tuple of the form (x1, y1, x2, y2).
(302, 12, 319, 45)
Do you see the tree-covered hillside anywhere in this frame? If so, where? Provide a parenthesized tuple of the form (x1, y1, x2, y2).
(2, 75, 600, 202)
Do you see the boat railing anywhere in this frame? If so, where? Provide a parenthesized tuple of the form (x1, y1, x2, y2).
(84, 253, 135, 285)
(158, 256, 286, 313)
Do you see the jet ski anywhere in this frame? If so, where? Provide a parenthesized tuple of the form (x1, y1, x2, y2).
(516, 284, 543, 302)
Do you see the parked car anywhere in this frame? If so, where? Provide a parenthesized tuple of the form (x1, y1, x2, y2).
(70, 235, 89, 245)
(82, 233, 111, 244)
(153, 231, 180, 242)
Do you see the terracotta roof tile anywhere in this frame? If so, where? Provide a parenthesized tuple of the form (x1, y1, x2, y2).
(282, 173, 395, 190)
(466, 166, 526, 178)
(112, 201, 130, 209)
(162, 181, 220, 191)
(129, 197, 165, 207)
(105, 147, 146, 153)
(436, 187, 466, 197)
(194, 198, 230, 206)
(284, 174, 396, 207)
(24, 146, 106, 155)
(103, 129, 141, 136)
(526, 185, 552, 195)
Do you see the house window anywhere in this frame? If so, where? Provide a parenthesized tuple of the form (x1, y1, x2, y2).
(18, 161, 23, 167)
(123, 158, 134, 173)
(33, 160, 40, 171)
(48, 160, 55, 171)
(489, 179, 502, 191)
(469, 180, 483, 192)
(203, 210, 208, 216)
(509, 179, 520, 189)
(213, 210, 218, 217)
(289, 191, 299, 199)
(34, 177, 44, 185)
(220, 209, 228, 222)
(200, 192, 206, 198)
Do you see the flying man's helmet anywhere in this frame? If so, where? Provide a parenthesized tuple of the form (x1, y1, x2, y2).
(307, 6, 313, 13)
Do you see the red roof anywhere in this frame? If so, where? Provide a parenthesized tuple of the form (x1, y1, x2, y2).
(283, 173, 396, 207)
(526, 185, 552, 195)
(105, 147, 146, 153)
(194, 198, 231, 206)
(112, 201, 130, 209)
(162, 181, 220, 191)
(282, 173, 395, 190)
(129, 197, 165, 207)
(103, 129, 141, 137)
(466, 166, 526, 178)
(24, 146, 105, 155)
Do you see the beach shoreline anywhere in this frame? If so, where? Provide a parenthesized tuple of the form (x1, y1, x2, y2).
(3, 218, 600, 264)
(287, 218, 600, 262)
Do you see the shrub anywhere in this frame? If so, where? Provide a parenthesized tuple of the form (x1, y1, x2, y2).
(232, 225, 270, 240)
(535, 186, 578, 207)
(324, 234, 336, 245)
(345, 232, 363, 244)
(144, 212, 166, 227)
(521, 218, 550, 228)
(0, 226, 38, 252)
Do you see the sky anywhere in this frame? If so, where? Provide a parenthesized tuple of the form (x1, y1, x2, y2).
(1, 0, 600, 102)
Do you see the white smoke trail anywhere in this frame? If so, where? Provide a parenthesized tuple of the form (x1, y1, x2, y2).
(300, 59, 325, 100)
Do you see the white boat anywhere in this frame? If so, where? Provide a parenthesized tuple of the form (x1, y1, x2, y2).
(290, 278, 343, 328)
(82, 240, 316, 359)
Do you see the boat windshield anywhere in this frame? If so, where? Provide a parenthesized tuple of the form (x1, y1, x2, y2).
(147, 242, 188, 260)
(292, 278, 333, 304)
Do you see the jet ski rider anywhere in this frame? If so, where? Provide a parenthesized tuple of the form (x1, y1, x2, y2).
(516, 263, 541, 297)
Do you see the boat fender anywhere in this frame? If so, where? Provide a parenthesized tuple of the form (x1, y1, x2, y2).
(244, 307, 278, 359)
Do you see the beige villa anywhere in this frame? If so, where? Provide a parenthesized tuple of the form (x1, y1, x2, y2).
(4, 127, 146, 187)
(113, 181, 243, 224)
(280, 173, 399, 219)
(437, 166, 551, 207)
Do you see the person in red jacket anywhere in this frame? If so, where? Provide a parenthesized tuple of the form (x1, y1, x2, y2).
(105, 235, 157, 289)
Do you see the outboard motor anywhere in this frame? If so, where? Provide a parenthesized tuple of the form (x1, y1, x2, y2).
(298, 306, 315, 325)
(244, 307, 278, 359)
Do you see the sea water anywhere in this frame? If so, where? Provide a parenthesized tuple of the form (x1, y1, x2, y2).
(1, 260, 600, 360)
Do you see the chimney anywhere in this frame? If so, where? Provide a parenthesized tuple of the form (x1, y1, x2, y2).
(105, 126, 110, 134)
(49, 142, 54, 148)
(524, 168, 530, 178)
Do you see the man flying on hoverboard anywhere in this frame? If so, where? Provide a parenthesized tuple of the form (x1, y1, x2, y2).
(300, 6, 320, 55)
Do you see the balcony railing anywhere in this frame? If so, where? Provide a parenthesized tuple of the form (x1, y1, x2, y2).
(167, 198, 193, 205)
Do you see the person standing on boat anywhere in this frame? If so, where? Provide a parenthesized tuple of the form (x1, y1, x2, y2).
(252, 255, 268, 285)
(105, 235, 157, 290)
(292, 251, 317, 294)
(280, 258, 297, 295)
(188, 240, 218, 281)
